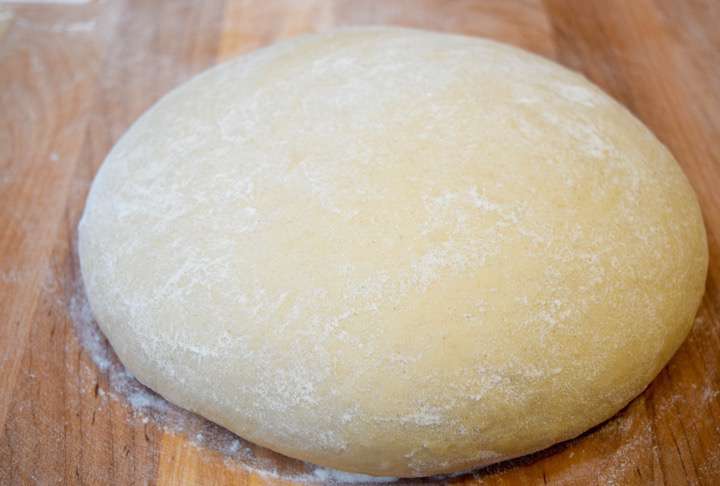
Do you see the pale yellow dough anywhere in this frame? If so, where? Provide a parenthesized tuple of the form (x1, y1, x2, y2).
(78, 28, 708, 476)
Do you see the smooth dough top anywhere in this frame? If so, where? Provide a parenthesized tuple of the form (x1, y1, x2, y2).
(78, 28, 708, 477)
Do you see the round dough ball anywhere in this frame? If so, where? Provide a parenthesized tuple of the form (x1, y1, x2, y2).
(78, 27, 707, 477)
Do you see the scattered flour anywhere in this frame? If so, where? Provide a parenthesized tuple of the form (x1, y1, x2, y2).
(14, 17, 96, 34)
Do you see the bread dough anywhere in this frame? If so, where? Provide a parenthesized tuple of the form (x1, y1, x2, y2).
(78, 27, 708, 477)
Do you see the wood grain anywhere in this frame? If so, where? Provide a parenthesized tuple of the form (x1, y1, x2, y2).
(1, 1, 719, 484)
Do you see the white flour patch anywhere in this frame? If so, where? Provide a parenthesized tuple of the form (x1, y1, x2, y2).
(14, 17, 96, 34)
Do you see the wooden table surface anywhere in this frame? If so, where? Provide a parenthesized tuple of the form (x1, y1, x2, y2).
(2, 1, 720, 484)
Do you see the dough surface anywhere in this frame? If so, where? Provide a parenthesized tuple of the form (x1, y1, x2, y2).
(78, 27, 708, 476)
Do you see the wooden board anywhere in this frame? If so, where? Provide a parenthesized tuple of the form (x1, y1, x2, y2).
(1, 1, 719, 484)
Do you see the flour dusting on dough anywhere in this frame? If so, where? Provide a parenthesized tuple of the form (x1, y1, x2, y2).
(76, 27, 707, 477)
